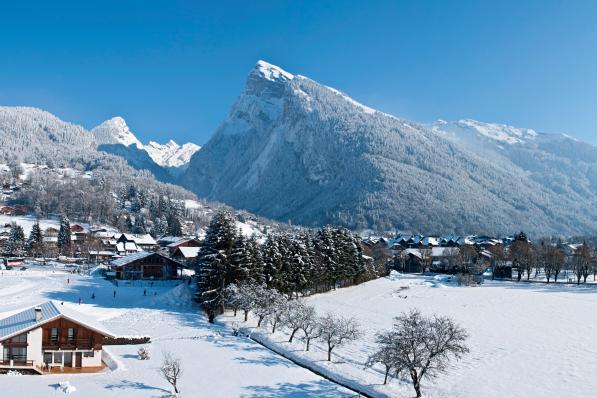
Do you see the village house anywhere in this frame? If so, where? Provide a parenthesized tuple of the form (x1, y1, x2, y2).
(115, 233, 158, 253)
(110, 251, 184, 280)
(167, 238, 201, 256)
(0, 301, 113, 374)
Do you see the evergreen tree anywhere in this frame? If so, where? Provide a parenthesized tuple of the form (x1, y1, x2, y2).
(230, 232, 251, 284)
(27, 221, 45, 257)
(246, 235, 265, 284)
(195, 210, 237, 322)
(57, 216, 72, 255)
(263, 234, 283, 288)
(167, 214, 183, 236)
(4, 223, 25, 256)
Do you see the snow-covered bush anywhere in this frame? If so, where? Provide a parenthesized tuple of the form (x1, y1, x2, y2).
(138, 347, 151, 360)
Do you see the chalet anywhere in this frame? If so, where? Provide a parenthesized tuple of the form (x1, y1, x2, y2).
(110, 252, 184, 280)
(429, 247, 460, 273)
(167, 238, 201, 256)
(172, 246, 200, 263)
(398, 248, 427, 273)
(116, 234, 158, 252)
(45, 227, 59, 237)
(0, 301, 113, 374)
(157, 235, 184, 247)
(0, 206, 16, 215)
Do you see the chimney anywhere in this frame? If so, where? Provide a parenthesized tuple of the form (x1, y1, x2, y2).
(34, 307, 42, 322)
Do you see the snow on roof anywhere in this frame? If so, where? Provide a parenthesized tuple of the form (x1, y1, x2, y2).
(0, 301, 113, 341)
(167, 238, 191, 248)
(159, 235, 183, 244)
(431, 247, 459, 257)
(134, 234, 157, 245)
(119, 233, 156, 245)
(110, 251, 154, 267)
(177, 247, 200, 259)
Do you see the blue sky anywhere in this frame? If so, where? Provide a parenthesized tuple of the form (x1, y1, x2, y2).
(1, 1, 597, 145)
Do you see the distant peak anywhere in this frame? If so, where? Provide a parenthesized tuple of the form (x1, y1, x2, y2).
(91, 116, 143, 149)
(252, 60, 294, 82)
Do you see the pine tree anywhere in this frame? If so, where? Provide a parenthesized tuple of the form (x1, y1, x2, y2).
(4, 223, 25, 256)
(230, 232, 251, 284)
(27, 221, 45, 257)
(263, 235, 283, 288)
(246, 235, 265, 284)
(195, 210, 238, 322)
(167, 214, 183, 236)
(57, 216, 72, 255)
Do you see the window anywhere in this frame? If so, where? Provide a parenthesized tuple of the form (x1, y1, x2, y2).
(50, 328, 59, 343)
(10, 347, 27, 361)
(67, 328, 76, 342)
(10, 333, 27, 343)
(83, 351, 94, 358)
(43, 352, 52, 364)
(53, 352, 62, 364)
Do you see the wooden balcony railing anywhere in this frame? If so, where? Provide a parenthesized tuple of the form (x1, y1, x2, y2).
(0, 359, 34, 367)
(42, 338, 93, 350)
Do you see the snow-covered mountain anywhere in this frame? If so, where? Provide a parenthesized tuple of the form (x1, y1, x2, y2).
(144, 140, 200, 168)
(91, 117, 200, 168)
(182, 60, 597, 236)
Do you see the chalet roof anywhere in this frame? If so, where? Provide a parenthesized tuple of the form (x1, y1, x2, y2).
(116, 242, 140, 252)
(431, 247, 459, 257)
(118, 233, 157, 246)
(0, 301, 114, 341)
(110, 251, 154, 267)
(111, 251, 186, 268)
(167, 238, 200, 248)
(176, 246, 200, 259)
(158, 235, 183, 244)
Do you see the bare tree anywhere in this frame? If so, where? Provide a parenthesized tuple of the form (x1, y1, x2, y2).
(548, 244, 565, 283)
(253, 287, 285, 328)
(159, 352, 183, 396)
(382, 309, 469, 397)
(573, 243, 592, 284)
(365, 330, 396, 384)
(298, 309, 321, 351)
(282, 300, 315, 343)
(266, 294, 288, 333)
(318, 313, 361, 361)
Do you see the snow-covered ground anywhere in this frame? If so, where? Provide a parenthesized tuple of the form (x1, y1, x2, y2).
(0, 266, 353, 397)
(223, 273, 597, 398)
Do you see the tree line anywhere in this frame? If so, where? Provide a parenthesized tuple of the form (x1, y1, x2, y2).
(195, 210, 380, 322)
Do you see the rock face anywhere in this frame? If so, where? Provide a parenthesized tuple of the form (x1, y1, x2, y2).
(182, 61, 597, 236)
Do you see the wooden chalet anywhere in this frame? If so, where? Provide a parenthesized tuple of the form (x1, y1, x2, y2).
(167, 238, 201, 256)
(0, 301, 113, 374)
(110, 252, 184, 280)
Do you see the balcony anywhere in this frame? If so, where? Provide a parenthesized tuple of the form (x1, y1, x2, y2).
(0, 359, 42, 374)
(42, 338, 93, 350)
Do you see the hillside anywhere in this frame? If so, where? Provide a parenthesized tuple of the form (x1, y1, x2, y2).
(181, 61, 597, 237)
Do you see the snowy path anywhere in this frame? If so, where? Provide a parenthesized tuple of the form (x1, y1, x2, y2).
(0, 267, 354, 397)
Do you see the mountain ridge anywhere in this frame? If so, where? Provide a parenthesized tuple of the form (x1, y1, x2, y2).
(181, 60, 597, 236)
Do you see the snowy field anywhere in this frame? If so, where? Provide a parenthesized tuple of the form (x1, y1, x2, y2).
(0, 266, 353, 397)
(223, 273, 597, 398)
